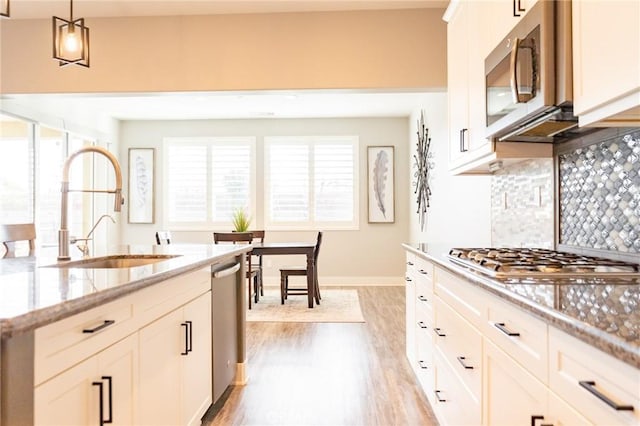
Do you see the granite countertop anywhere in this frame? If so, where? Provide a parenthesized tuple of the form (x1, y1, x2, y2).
(403, 243, 640, 369)
(0, 244, 250, 339)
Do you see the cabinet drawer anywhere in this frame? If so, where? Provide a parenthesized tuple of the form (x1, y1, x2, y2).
(415, 329, 435, 397)
(415, 301, 433, 339)
(34, 295, 136, 385)
(415, 287, 435, 324)
(135, 267, 211, 326)
(413, 256, 434, 283)
(549, 328, 640, 426)
(406, 252, 417, 270)
(434, 297, 482, 399)
(434, 267, 486, 330)
(484, 295, 548, 384)
(433, 345, 481, 426)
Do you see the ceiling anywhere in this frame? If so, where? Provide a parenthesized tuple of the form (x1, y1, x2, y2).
(3, 90, 440, 121)
(1, 1, 447, 122)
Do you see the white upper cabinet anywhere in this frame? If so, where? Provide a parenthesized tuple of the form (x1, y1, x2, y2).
(572, 0, 640, 126)
(446, 1, 494, 172)
(444, 0, 551, 175)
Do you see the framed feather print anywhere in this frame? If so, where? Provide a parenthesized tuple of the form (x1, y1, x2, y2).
(128, 148, 155, 224)
(367, 146, 395, 223)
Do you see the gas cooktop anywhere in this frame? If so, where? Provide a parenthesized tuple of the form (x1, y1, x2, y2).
(447, 248, 640, 278)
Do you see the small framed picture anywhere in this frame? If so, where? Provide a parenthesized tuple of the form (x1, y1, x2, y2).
(128, 148, 155, 224)
(367, 146, 395, 223)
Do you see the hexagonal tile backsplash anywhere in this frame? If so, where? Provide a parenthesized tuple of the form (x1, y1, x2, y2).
(559, 129, 640, 253)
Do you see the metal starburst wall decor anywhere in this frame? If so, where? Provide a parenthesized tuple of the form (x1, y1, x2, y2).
(413, 111, 434, 231)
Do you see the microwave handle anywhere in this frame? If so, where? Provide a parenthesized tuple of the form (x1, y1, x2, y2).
(510, 37, 534, 104)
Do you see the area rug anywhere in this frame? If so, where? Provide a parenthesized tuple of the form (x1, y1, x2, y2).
(246, 289, 365, 323)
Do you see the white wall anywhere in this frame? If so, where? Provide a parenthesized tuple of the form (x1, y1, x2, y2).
(120, 116, 416, 285)
(408, 94, 492, 246)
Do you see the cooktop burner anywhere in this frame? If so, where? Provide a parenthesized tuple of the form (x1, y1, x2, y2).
(448, 248, 640, 278)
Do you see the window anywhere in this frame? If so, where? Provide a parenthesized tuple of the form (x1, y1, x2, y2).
(164, 137, 256, 229)
(0, 115, 34, 224)
(264, 136, 359, 230)
(0, 114, 93, 249)
(36, 127, 92, 247)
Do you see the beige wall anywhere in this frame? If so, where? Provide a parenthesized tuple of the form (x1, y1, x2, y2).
(120, 116, 413, 285)
(1, 8, 446, 94)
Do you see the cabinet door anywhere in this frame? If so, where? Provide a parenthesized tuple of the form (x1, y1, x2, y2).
(182, 292, 213, 426)
(483, 338, 547, 426)
(573, 0, 640, 125)
(405, 271, 417, 365)
(97, 333, 137, 426)
(465, 0, 491, 154)
(138, 307, 183, 426)
(34, 357, 99, 425)
(432, 346, 481, 426)
(482, 0, 540, 50)
(447, 2, 470, 166)
(547, 390, 593, 426)
(34, 335, 137, 426)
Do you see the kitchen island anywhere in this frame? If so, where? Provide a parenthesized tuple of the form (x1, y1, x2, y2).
(404, 243, 639, 426)
(0, 243, 251, 426)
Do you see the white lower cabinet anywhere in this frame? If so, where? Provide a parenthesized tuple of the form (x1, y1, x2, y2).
(34, 333, 137, 426)
(405, 252, 417, 366)
(433, 346, 481, 426)
(549, 327, 640, 426)
(403, 249, 639, 426)
(484, 338, 593, 426)
(483, 338, 547, 426)
(26, 266, 218, 426)
(139, 292, 212, 426)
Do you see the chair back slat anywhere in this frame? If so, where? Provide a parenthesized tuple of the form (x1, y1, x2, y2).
(213, 232, 253, 244)
(155, 230, 172, 245)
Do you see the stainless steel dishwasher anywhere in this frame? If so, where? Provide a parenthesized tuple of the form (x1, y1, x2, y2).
(211, 260, 241, 403)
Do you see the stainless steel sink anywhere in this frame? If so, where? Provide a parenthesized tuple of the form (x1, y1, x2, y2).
(42, 254, 181, 269)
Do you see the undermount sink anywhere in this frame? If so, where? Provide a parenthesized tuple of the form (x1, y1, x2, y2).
(42, 254, 181, 269)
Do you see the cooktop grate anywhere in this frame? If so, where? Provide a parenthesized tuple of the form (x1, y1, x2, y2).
(447, 248, 640, 278)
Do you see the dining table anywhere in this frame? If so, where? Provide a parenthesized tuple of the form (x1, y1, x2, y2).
(250, 241, 318, 308)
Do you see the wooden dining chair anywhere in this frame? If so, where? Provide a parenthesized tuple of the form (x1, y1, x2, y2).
(247, 230, 265, 297)
(0, 223, 36, 258)
(213, 231, 260, 309)
(155, 230, 172, 245)
(280, 231, 322, 305)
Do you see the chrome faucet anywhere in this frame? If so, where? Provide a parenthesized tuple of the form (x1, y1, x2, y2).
(74, 214, 116, 257)
(58, 146, 124, 260)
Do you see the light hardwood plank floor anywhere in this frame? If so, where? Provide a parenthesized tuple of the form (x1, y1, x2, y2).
(203, 286, 438, 426)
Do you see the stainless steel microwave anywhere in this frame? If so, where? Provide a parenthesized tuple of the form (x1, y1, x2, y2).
(485, 0, 576, 143)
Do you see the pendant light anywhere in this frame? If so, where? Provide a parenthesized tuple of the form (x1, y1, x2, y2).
(52, 0, 90, 67)
(1, 0, 9, 18)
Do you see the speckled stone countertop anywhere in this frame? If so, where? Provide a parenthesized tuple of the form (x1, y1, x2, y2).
(403, 243, 640, 369)
(0, 244, 250, 339)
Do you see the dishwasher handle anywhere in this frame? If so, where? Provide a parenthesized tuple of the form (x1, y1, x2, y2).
(212, 262, 241, 279)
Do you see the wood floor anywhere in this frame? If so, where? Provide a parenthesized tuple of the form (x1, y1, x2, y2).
(202, 286, 438, 426)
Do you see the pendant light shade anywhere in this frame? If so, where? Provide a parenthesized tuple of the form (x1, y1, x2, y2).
(1, 0, 9, 18)
(52, 0, 90, 67)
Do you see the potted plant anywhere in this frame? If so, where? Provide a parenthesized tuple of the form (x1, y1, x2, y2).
(231, 207, 251, 232)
